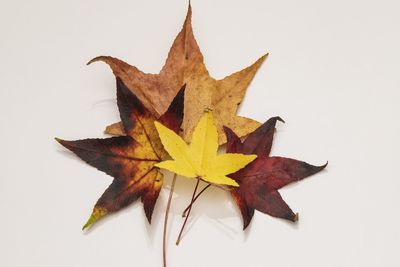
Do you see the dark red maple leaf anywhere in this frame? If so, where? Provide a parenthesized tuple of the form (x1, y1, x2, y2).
(56, 78, 185, 229)
(224, 117, 327, 229)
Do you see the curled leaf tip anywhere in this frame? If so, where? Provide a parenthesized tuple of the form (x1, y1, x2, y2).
(86, 56, 106, 66)
(316, 161, 329, 172)
(82, 208, 107, 231)
(86, 58, 96, 66)
(275, 116, 285, 123)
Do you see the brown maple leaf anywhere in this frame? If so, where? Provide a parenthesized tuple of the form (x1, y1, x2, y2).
(88, 4, 266, 144)
(56, 79, 185, 229)
(224, 117, 327, 229)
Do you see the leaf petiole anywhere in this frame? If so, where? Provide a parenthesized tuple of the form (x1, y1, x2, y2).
(182, 183, 211, 217)
(163, 174, 177, 267)
(176, 177, 201, 245)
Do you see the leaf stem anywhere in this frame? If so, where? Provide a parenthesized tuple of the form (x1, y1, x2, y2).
(163, 174, 177, 267)
(182, 184, 211, 217)
(175, 177, 201, 245)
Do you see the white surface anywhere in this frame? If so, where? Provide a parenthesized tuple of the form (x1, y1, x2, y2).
(1, 0, 399, 266)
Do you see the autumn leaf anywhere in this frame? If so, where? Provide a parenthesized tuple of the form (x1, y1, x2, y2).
(89, 4, 266, 144)
(155, 111, 257, 187)
(224, 117, 327, 229)
(56, 78, 185, 229)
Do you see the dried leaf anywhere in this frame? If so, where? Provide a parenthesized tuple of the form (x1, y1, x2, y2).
(155, 111, 257, 186)
(56, 79, 185, 229)
(224, 117, 327, 229)
(90, 4, 266, 144)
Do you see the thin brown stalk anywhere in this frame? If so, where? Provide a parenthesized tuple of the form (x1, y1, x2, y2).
(182, 184, 211, 217)
(175, 177, 201, 245)
(163, 174, 177, 267)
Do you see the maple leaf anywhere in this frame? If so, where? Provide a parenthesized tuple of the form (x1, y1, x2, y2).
(224, 117, 327, 229)
(89, 4, 266, 144)
(56, 78, 185, 229)
(155, 111, 257, 186)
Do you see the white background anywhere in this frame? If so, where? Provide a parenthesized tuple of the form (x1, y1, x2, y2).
(1, 0, 399, 266)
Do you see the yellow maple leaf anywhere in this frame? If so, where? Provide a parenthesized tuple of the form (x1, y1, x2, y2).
(155, 111, 257, 186)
